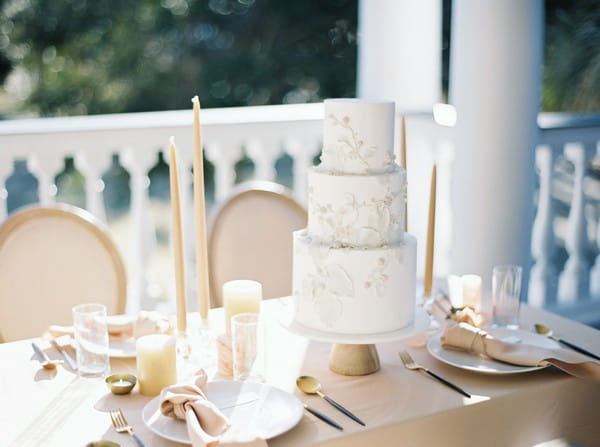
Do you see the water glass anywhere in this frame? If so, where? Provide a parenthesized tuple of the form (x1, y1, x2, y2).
(231, 313, 265, 382)
(492, 265, 522, 329)
(72, 303, 110, 377)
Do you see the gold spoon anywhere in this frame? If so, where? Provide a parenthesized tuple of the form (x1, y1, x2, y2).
(32, 342, 63, 370)
(296, 375, 365, 426)
(534, 324, 600, 361)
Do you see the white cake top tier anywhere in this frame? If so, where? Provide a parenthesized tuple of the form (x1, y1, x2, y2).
(321, 99, 396, 174)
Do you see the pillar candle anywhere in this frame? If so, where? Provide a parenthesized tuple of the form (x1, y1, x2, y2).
(136, 334, 177, 396)
(192, 96, 211, 321)
(223, 280, 262, 335)
(169, 137, 187, 334)
(462, 274, 482, 310)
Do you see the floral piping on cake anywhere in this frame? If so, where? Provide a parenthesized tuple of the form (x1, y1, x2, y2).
(321, 113, 393, 173)
(365, 257, 389, 297)
(300, 245, 353, 327)
(309, 181, 403, 247)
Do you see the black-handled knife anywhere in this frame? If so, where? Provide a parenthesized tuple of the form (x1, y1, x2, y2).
(555, 338, 600, 361)
(304, 405, 343, 431)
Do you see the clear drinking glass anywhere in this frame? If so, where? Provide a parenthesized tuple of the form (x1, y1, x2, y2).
(231, 313, 265, 382)
(72, 303, 110, 377)
(492, 265, 523, 329)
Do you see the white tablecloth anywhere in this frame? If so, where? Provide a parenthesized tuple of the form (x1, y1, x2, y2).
(2, 299, 599, 447)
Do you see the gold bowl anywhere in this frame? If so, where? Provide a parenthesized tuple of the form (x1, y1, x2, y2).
(105, 374, 137, 395)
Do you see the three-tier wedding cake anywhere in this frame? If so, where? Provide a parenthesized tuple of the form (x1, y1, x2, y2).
(292, 99, 417, 335)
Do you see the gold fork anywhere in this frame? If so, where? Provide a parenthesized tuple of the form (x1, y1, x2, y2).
(109, 408, 147, 447)
(399, 350, 471, 398)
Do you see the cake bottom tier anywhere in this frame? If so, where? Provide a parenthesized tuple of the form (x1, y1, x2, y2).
(292, 229, 417, 335)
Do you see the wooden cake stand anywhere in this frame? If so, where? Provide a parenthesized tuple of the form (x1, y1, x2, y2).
(282, 308, 430, 376)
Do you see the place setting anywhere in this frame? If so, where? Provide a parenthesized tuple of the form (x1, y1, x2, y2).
(421, 266, 600, 379)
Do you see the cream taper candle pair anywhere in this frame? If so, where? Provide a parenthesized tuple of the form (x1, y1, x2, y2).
(136, 97, 210, 395)
(169, 96, 210, 336)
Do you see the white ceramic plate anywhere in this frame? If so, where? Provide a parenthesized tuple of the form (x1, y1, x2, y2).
(108, 338, 136, 358)
(142, 381, 303, 444)
(281, 307, 431, 344)
(427, 327, 560, 374)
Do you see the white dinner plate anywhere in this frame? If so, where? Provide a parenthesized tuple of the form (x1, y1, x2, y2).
(427, 327, 560, 375)
(108, 338, 136, 358)
(142, 381, 303, 444)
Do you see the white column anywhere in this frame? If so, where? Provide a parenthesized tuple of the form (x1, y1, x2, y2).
(357, 0, 441, 110)
(449, 0, 543, 286)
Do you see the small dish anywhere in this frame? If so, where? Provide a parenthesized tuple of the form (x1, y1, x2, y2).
(105, 374, 137, 395)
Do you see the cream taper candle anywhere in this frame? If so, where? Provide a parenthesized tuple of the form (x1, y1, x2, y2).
(136, 334, 177, 396)
(169, 137, 187, 334)
(223, 280, 261, 335)
(192, 96, 210, 321)
(423, 164, 437, 298)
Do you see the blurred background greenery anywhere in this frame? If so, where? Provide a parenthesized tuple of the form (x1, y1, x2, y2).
(0, 0, 597, 118)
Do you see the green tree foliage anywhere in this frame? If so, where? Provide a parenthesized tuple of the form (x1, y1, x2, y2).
(544, 0, 600, 112)
(0, 0, 357, 116)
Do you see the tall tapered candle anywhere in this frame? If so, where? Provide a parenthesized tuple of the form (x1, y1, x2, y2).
(424, 164, 437, 298)
(169, 137, 187, 333)
(192, 96, 210, 320)
(400, 115, 408, 232)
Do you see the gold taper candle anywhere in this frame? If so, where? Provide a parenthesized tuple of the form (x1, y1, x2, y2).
(192, 96, 210, 320)
(169, 137, 187, 333)
(400, 115, 408, 232)
(424, 164, 437, 298)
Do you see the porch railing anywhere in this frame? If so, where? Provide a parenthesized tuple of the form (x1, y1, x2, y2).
(0, 104, 599, 324)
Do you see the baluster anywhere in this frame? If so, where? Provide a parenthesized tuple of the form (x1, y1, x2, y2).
(121, 147, 158, 313)
(246, 139, 280, 182)
(557, 143, 590, 305)
(27, 151, 65, 205)
(285, 138, 320, 205)
(528, 145, 558, 307)
(0, 151, 14, 221)
(588, 141, 600, 300)
(75, 150, 112, 222)
(205, 142, 242, 202)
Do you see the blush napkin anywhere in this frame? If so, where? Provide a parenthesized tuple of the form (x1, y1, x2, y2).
(441, 323, 600, 380)
(160, 371, 267, 447)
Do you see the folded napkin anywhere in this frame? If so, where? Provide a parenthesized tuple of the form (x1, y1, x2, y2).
(160, 371, 267, 447)
(442, 323, 600, 380)
(47, 311, 173, 339)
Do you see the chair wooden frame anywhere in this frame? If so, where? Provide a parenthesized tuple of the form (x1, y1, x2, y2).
(207, 180, 306, 308)
(0, 203, 127, 341)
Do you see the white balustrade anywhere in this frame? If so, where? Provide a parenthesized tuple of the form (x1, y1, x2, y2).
(1, 104, 599, 324)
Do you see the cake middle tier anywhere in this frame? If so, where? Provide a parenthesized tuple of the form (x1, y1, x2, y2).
(293, 229, 417, 335)
(307, 166, 406, 247)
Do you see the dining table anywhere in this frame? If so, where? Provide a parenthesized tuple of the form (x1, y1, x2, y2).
(2, 297, 599, 447)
